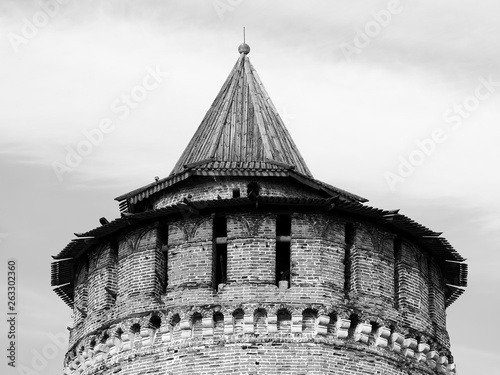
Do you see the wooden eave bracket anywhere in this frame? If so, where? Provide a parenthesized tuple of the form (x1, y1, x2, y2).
(383, 210, 400, 222)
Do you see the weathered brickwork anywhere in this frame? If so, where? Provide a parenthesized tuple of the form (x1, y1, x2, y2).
(226, 214, 275, 285)
(64, 175, 457, 375)
(54, 44, 466, 374)
(87, 243, 117, 318)
(153, 177, 324, 209)
(63, 305, 455, 375)
(73, 261, 88, 325)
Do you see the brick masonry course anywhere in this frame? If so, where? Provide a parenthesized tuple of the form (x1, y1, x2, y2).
(63, 179, 454, 375)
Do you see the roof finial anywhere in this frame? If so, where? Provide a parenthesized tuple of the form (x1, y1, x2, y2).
(238, 27, 250, 55)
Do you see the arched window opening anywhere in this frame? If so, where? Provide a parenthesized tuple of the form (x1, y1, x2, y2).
(150, 315, 161, 330)
(370, 321, 381, 342)
(302, 309, 317, 334)
(130, 323, 140, 334)
(327, 313, 338, 335)
(100, 332, 109, 344)
(389, 324, 396, 342)
(115, 328, 123, 340)
(277, 309, 291, 333)
(213, 312, 224, 335)
(192, 313, 203, 338)
(171, 314, 181, 341)
(233, 309, 244, 335)
(348, 314, 359, 339)
(254, 309, 267, 335)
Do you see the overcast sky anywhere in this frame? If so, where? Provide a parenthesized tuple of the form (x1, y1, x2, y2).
(1, 0, 499, 374)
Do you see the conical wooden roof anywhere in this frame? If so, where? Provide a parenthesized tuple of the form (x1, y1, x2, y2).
(170, 45, 312, 177)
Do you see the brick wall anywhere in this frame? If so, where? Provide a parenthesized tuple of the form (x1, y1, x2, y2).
(227, 214, 275, 285)
(398, 242, 432, 333)
(167, 218, 213, 290)
(87, 243, 117, 318)
(65, 181, 454, 374)
(153, 177, 323, 209)
(64, 306, 454, 375)
(115, 228, 162, 311)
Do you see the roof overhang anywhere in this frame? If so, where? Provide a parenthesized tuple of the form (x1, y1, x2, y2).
(114, 163, 367, 213)
(52, 195, 467, 308)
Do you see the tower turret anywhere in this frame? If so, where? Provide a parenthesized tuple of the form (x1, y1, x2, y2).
(51, 44, 467, 375)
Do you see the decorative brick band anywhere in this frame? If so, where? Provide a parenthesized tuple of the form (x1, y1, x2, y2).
(64, 304, 455, 375)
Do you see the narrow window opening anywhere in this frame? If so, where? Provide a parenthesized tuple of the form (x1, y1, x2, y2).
(232, 188, 240, 198)
(276, 215, 292, 287)
(214, 216, 227, 288)
(276, 242, 291, 286)
(276, 214, 291, 236)
(344, 223, 355, 298)
(393, 238, 401, 309)
(345, 223, 355, 245)
(214, 216, 227, 237)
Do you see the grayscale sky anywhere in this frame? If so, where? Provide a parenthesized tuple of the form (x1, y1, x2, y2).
(1, 0, 499, 374)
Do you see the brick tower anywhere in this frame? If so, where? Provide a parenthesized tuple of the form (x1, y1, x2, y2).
(52, 43, 467, 375)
